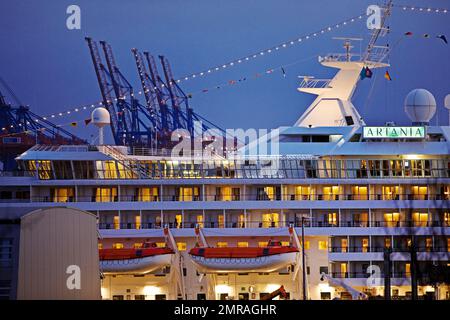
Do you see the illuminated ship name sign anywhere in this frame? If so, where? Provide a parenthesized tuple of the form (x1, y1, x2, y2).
(362, 126, 426, 139)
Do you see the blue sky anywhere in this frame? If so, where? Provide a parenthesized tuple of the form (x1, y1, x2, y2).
(0, 0, 449, 142)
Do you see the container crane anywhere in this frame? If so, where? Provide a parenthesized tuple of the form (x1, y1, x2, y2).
(0, 78, 85, 171)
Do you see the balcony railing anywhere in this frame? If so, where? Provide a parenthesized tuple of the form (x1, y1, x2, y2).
(329, 246, 450, 253)
(97, 219, 450, 230)
(21, 193, 450, 203)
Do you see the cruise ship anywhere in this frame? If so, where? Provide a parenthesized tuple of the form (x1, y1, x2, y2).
(1, 13, 449, 300)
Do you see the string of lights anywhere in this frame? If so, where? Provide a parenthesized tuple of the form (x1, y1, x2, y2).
(172, 12, 367, 84)
(393, 4, 449, 14)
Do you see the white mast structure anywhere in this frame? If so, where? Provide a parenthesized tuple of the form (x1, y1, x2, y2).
(295, 1, 393, 128)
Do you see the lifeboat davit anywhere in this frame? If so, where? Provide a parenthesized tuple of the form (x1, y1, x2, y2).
(189, 241, 299, 273)
(99, 242, 174, 275)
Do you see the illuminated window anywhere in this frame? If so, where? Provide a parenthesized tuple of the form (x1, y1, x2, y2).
(197, 215, 204, 228)
(95, 187, 118, 202)
(98, 243, 103, 250)
(412, 212, 428, 227)
(385, 238, 391, 248)
(135, 216, 141, 229)
(237, 242, 248, 248)
(405, 263, 411, 276)
(318, 241, 328, 250)
(113, 243, 124, 249)
(382, 186, 399, 200)
(302, 241, 310, 250)
(295, 186, 310, 200)
(322, 186, 339, 201)
(327, 213, 338, 226)
(175, 214, 182, 228)
(258, 241, 269, 247)
(384, 212, 400, 227)
(447, 238, 450, 252)
(113, 216, 120, 230)
(351, 186, 367, 200)
(51, 187, 74, 202)
(262, 213, 279, 228)
(217, 242, 228, 248)
(281, 241, 290, 247)
(340, 263, 347, 274)
(218, 215, 225, 228)
(425, 238, 432, 252)
(412, 186, 428, 200)
(362, 238, 369, 253)
(138, 187, 158, 201)
(156, 242, 166, 248)
(179, 187, 199, 201)
(134, 243, 143, 249)
(341, 239, 348, 252)
(37, 160, 52, 180)
(177, 242, 187, 251)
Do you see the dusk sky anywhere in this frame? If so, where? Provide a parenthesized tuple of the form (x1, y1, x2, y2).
(0, 0, 449, 142)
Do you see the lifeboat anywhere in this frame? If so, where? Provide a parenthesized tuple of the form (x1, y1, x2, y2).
(99, 242, 174, 275)
(189, 240, 299, 273)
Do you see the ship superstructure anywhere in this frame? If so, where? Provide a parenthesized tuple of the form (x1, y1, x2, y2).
(0, 2, 449, 301)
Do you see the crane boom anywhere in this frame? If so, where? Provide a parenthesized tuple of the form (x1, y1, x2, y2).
(99, 40, 133, 139)
(85, 37, 119, 143)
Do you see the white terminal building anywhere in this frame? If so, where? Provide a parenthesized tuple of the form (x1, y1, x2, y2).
(0, 42, 449, 301)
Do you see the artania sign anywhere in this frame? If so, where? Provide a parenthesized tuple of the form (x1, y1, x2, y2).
(362, 126, 426, 139)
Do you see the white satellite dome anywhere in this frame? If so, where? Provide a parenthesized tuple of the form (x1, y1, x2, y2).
(444, 94, 450, 110)
(91, 107, 111, 127)
(91, 107, 110, 145)
(404, 89, 436, 124)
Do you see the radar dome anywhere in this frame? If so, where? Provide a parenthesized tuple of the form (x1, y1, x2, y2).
(404, 89, 436, 124)
(445, 94, 450, 110)
(91, 107, 110, 127)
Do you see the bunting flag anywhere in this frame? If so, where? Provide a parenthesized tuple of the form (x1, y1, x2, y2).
(70, 122, 78, 127)
(423, 34, 430, 38)
(404, 31, 413, 36)
(384, 70, 392, 81)
(281, 67, 286, 77)
(360, 66, 373, 80)
(437, 34, 448, 44)
(84, 118, 92, 125)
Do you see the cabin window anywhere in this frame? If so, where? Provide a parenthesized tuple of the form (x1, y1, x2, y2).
(51, 187, 74, 203)
(98, 243, 103, 250)
(53, 161, 73, 179)
(134, 243, 143, 249)
(137, 187, 158, 202)
(95, 187, 118, 202)
(113, 243, 124, 249)
(412, 212, 428, 227)
(384, 212, 400, 227)
(237, 242, 248, 247)
(177, 242, 187, 251)
(135, 216, 141, 229)
(37, 160, 52, 180)
(262, 213, 279, 228)
(113, 216, 120, 230)
(318, 241, 328, 250)
(258, 241, 268, 247)
(73, 161, 95, 179)
(156, 242, 166, 248)
(217, 242, 228, 248)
